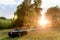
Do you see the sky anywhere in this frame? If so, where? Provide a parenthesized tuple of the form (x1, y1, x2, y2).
(0, 0, 60, 19)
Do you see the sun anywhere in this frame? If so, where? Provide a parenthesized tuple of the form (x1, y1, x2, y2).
(38, 10, 50, 28)
(38, 16, 50, 29)
(40, 17, 48, 26)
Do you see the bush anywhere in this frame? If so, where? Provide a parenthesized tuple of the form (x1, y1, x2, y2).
(0, 19, 14, 30)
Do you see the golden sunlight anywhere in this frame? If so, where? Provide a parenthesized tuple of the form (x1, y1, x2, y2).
(40, 17, 48, 25)
(38, 10, 51, 28)
(39, 15, 49, 26)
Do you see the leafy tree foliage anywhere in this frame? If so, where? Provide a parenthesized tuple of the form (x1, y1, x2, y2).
(45, 6, 60, 27)
(13, 0, 42, 28)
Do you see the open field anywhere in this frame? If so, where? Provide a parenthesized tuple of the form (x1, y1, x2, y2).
(0, 29, 60, 40)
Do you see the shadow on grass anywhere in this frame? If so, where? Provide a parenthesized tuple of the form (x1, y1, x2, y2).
(1, 37, 19, 40)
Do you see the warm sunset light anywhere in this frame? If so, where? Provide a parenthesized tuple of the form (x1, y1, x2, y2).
(39, 16, 50, 28)
(39, 16, 49, 26)
(38, 10, 50, 28)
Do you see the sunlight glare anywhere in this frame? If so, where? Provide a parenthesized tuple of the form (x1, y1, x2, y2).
(39, 16, 49, 26)
(39, 9, 50, 28)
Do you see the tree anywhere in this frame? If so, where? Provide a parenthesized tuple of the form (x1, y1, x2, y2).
(0, 17, 6, 19)
(45, 6, 60, 27)
(13, 0, 42, 28)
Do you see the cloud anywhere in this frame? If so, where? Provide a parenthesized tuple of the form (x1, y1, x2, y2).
(0, 0, 23, 5)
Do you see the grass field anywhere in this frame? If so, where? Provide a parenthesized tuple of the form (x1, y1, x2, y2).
(0, 29, 60, 40)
